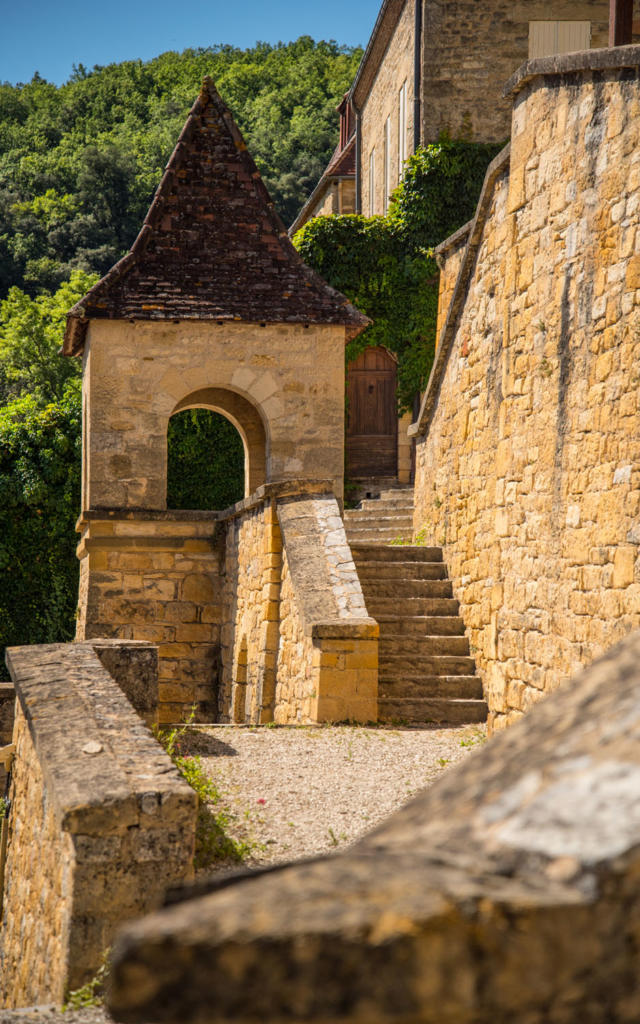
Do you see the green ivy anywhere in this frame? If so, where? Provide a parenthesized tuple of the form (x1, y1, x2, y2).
(167, 409, 245, 511)
(293, 135, 503, 411)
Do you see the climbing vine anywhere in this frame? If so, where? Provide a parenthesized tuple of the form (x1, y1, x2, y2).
(293, 135, 503, 412)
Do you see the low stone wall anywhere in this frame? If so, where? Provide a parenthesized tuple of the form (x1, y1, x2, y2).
(412, 48, 640, 730)
(219, 494, 282, 724)
(109, 629, 640, 1024)
(276, 497, 378, 723)
(220, 483, 378, 724)
(0, 643, 196, 1009)
(76, 510, 224, 723)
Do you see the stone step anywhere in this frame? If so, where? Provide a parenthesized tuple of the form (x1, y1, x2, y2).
(360, 579, 453, 599)
(344, 516, 414, 532)
(378, 697, 488, 725)
(346, 527, 413, 542)
(344, 510, 413, 522)
(365, 597, 459, 617)
(350, 544, 443, 562)
(379, 488, 414, 500)
(374, 615, 465, 636)
(379, 635, 470, 656)
(378, 652, 476, 675)
(378, 675, 483, 700)
(355, 561, 448, 581)
(358, 499, 414, 514)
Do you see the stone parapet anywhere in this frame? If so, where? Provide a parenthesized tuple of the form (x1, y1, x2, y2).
(277, 496, 378, 723)
(0, 642, 196, 1009)
(219, 487, 378, 725)
(76, 512, 223, 724)
(108, 630, 640, 1024)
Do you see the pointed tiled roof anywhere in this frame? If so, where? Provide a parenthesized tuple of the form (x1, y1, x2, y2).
(63, 78, 369, 355)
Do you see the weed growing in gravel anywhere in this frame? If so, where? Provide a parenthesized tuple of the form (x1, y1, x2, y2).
(459, 727, 487, 749)
(64, 951, 109, 1009)
(155, 711, 250, 869)
(437, 757, 450, 767)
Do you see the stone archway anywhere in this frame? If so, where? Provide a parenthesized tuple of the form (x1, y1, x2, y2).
(171, 387, 268, 498)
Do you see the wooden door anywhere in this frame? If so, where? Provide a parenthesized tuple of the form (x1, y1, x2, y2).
(346, 347, 397, 478)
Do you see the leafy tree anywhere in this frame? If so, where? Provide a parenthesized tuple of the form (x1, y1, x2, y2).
(0, 39, 362, 297)
(0, 380, 82, 678)
(0, 269, 96, 404)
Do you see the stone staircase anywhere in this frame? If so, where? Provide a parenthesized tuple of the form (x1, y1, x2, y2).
(344, 489, 487, 725)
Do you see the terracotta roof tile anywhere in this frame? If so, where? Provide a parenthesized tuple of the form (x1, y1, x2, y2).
(63, 78, 369, 355)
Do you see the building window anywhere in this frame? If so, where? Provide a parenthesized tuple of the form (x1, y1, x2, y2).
(528, 21, 591, 59)
(398, 81, 407, 182)
(384, 116, 391, 213)
(369, 148, 376, 216)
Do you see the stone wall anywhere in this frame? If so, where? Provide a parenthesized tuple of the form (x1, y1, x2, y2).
(361, 0, 415, 217)
(0, 643, 196, 1008)
(412, 48, 640, 731)
(76, 511, 223, 724)
(422, 0, 610, 145)
(219, 496, 281, 724)
(108, 629, 640, 1024)
(276, 496, 378, 723)
(219, 484, 378, 724)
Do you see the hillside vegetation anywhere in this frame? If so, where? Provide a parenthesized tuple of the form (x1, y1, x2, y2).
(0, 38, 362, 297)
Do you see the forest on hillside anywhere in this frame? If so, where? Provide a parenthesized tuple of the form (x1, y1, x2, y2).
(0, 38, 362, 298)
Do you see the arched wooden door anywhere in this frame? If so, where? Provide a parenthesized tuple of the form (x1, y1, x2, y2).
(346, 346, 397, 478)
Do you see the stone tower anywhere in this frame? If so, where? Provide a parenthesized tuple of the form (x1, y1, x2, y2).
(63, 78, 376, 724)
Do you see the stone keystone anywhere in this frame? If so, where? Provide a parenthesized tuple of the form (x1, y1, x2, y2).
(108, 629, 640, 1023)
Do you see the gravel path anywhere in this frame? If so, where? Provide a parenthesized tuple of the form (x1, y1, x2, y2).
(2, 721, 485, 1023)
(189, 722, 486, 869)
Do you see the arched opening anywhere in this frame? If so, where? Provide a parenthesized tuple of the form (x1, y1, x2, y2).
(167, 387, 268, 508)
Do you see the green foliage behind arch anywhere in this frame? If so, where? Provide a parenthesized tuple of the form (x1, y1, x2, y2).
(167, 409, 245, 511)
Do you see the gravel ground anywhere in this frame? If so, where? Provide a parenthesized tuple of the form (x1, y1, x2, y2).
(2, 721, 485, 1023)
(189, 721, 486, 869)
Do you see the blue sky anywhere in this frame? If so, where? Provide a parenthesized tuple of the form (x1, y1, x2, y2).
(1, 0, 377, 86)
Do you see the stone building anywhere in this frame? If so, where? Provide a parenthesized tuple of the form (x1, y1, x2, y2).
(295, 0, 614, 228)
(293, 0, 615, 488)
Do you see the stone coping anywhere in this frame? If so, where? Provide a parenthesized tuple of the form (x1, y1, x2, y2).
(217, 479, 336, 521)
(409, 144, 511, 439)
(504, 44, 640, 98)
(76, 480, 338, 532)
(4, 643, 195, 835)
(109, 630, 640, 1023)
(310, 620, 379, 640)
(433, 219, 473, 259)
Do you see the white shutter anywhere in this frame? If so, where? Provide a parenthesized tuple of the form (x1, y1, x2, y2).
(398, 81, 407, 182)
(557, 21, 591, 54)
(369, 149, 376, 217)
(529, 21, 591, 59)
